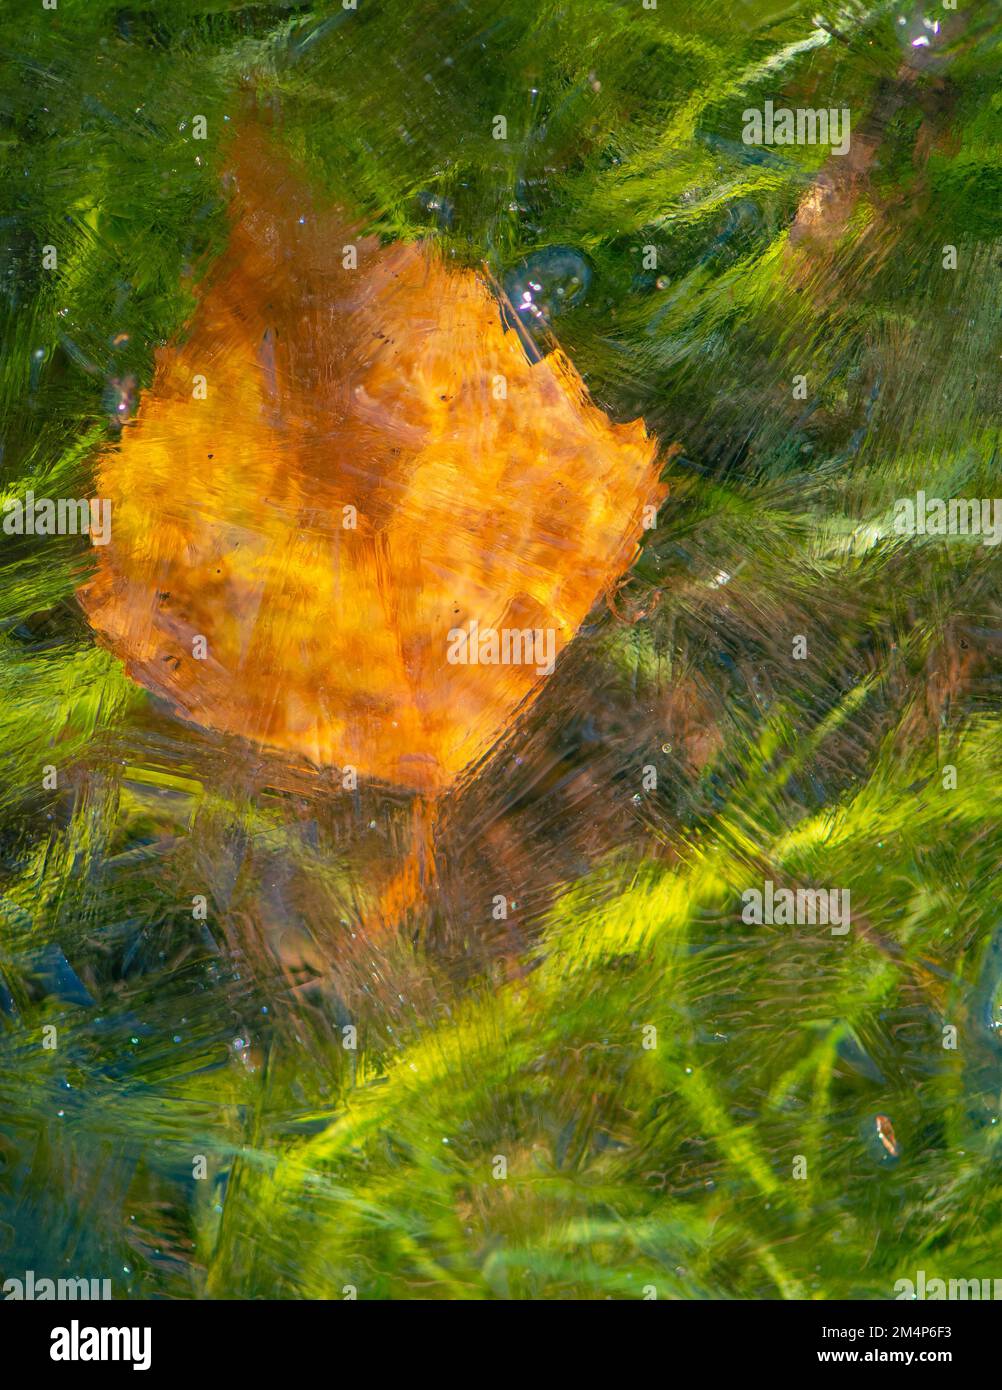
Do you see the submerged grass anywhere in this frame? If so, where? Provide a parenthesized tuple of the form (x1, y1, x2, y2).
(0, 0, 1000, 1298)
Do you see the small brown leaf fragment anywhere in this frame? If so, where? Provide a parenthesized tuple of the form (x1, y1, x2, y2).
(876, 1114, 900, 1158)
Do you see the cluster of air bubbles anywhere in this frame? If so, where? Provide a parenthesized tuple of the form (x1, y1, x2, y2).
(896, 10, 946, 65)
(898, 12, 941, 44)
(416, 189, 454, 228)
(501, 245, 592, 355)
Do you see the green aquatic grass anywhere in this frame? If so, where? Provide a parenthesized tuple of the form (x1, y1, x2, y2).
(0, 0, 1000, 1299)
